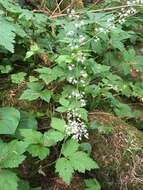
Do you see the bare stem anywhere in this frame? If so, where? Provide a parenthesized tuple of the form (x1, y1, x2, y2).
(88, 4, 143, 13)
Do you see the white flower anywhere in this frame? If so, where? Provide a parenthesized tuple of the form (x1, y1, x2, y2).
(130, 8, 137, 13)
(68, 64, 75, 71)
(80, 79, 85, 84)
(71, 91, 83, 98)
(75, 45, 79, 49)
(117, 1, 139, 25)
(79, 35, 86, 43)
(99, 28, 104, 32)
(67, 30, 75, 37)
(68, 66, 73, 71)
(77, 52, 86, 63)
(107, 17, 115, 23)
(68, 79, 78, 84)
(66, 111, 88, 141)
(71, 9, 75, 14)
(67, 8, 70, 13)
(80, 99, 86, 106)
(76, 15, 80, 19)
(94, 37, 100, 42)
(68, 77, 73, 83)
(80, 20, 85, 26)
(80, 71, 88, 78)
(69, 44, 79, 50)
(118, 18, 126, 24)
(75, 23, 79, 28)
(127, 0, 132, 5)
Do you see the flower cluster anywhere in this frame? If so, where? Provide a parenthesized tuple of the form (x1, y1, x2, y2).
(67, 51, 87, 86)
(76, 52, 86, 63)
(66, 9, 86, 49)
(68, 90, 86, 107)
(68, 33, 86, 50)
(127, 0, 143, 5)
(95, 17, 116, 34)
(67, 69, 87, 86)
(66, 111, 88, 141)
(67, 9, 80, 19)
(64, 0, 143, 142)
(118, 7, 137, 24)
(118, 0, 143, 24)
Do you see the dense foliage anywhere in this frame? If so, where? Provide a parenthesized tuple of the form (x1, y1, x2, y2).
(0, 0, 143, 189)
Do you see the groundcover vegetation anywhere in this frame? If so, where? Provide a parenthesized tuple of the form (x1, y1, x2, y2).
(0, 0, 143, 189)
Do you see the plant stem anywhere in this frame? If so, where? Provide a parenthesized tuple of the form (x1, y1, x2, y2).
(88, 4, 143, 13)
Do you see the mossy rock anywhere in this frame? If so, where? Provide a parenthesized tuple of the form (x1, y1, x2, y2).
(89, 112, 143, 190)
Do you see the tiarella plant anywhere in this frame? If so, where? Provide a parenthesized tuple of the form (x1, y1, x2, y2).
(0, 0, 143, 189)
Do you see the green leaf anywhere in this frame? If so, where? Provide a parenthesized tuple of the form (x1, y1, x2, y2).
(35, 67, 57, 84)
(0, 170, 18, 190)
(51, 117, 67, 133)
(115, 103, 131, 117)
(0, 140, 27, 168)
(35, 67, 51, 74)
(20, 129, 43, 144)
(111, 39, 124, 51)
(43, 129, 64, 147)
(0, 65, 12, 74)
(52, 66, 65, 79)
(90, 121, 112, 134)
(59, 97, 70, 107)
(16, 111, 38, 142)
(27, 82, 44, 91)
(80, 143, 92, 155)
(77, 108, 88, 121)
(18, 180, 30, 190)
(20, 89, 40, 101)
(18, 111, 38, 131)
(25, 44, 41, 59)
(0, 107, 20, 134)
(39, 73, 57, 84)
(110, 30, 126, 51)
(62, 139, 79, 157)
(91, 40, 103, 54)
(69, 151, 98, 173)
(20, 82, 45, 101)
(40, 90, 53, 103)
(56, 106, 68, 113)
(123, 49, 136, 62)
(85, 179, 101, 190)
(55, 158, 74, 185)
(27, 144, 49, 160)
(90, 121, 99, 129)
(89, 61, 110, 75)
(0, 0, 22, 13)
(14, 23, 27, 38)
(29, 76, 39, 82)
(56, 55, 72, 65)
(11, 72, 26, 84)
(0, 16, 16, 52)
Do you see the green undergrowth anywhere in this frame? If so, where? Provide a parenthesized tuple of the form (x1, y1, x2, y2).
(0, 0, 143, 190)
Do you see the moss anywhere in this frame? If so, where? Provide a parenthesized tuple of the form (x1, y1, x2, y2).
(89, 112, 143, 190)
